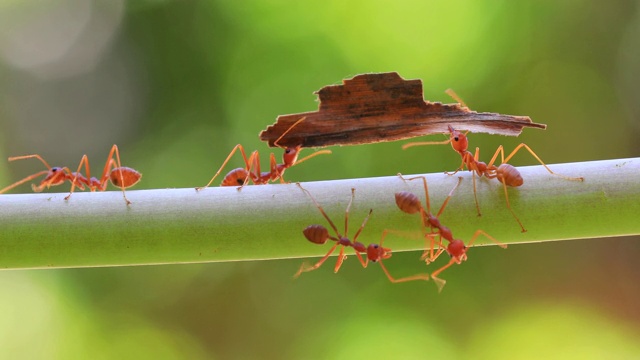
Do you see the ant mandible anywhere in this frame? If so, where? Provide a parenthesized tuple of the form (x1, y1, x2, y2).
(0, 145, 141, 205)
(403, 90, 584, 232)
(295, 184, 430, 284)
(395, 175, 506, 292)
(196, 117, 331, 191)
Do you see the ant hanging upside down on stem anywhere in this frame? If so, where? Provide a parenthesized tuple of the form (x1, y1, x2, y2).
(394, 174, 506, 292)
(295, 183, 431, 284)
(196, 117, 331, 191)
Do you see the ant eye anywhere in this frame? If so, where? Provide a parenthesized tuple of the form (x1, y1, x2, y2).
(373, 244, 379, 248)
(285, 149, 291, 154)
(454, 137, 459, 141)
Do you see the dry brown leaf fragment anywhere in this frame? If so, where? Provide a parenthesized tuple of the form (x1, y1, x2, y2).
(260, 72, 545, 148)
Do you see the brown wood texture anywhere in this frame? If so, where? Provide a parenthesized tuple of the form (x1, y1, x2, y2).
(259, 72, 546, 148)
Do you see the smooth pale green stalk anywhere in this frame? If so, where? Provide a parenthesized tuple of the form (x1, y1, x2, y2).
(0, 158, 638, 270)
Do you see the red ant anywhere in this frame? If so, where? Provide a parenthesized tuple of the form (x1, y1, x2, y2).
(196, 117, 331, 191)
(395, 175, 506, 292)
(0, 145, 141, 205)
(403, 90, 583, 232)
(295, 184, 430, 284)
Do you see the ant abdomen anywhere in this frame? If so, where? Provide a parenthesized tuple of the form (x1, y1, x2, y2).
(221, 168, 249, 187)
(109, 167, 142, 188)
(497, 164, 523, 187)
(395, 191, 422, 214)
(302, 225, 329, 245)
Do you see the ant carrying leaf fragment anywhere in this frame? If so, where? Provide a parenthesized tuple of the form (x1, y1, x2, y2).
(196, 117, 331, 191)
(403, 90, 584, 232)
(395, 174, 506, 292)
(295, 184, 430, 284)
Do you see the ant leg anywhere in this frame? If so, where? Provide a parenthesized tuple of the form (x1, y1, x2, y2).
(351, 209, 373, 244)
(65, 155, 91, 201)
(500, 179, 526, 232)
(343, 188, 356, 236)
(430, 259, 456, 293)
(296, 183, 342, 238)
(196, 144, 252, 191)
(377, 230, 430, 283)
(467, 229, 507, 250)
(293, 243, 339, 278)
(471, 172, 482, 217)
(403, 175, 459, 219)
(333, 247, 348, 273)
(503, 143, 584, 181)
(421, 233, 446, 265)
(430, 229, 506, 290)
(486, 145, 505, 169)
(469, 147, 483, 216)
(484, 146, 526, 229)
(343, 189, 374, 262)
(378, 260, 430, 283)
(379, 228, 434, 262)
(101, 145, 132, 205)
(443, 159, 465, 176)
(266, 152, 286, 184)
(435, 177, 463, 217)
(350, 251, 369, 269)
(238, 150, 260, 189)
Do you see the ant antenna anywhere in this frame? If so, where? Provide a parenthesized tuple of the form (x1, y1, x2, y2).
(274, 117, 306, 148)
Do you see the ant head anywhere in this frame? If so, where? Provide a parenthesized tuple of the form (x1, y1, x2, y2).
(447, 239, 468, 261)
(282, 145, 302, 166)
(31, 167, 67, 192)
(42, 167, 67, 186)
(367, 243, 391, 262)
(447, 125, 468, 153)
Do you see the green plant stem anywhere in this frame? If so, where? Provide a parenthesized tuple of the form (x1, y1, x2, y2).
(0, 158, 638, 270)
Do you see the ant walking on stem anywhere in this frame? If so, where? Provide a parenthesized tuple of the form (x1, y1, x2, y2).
(395, 175, 506, 292)
(196, 117, 331, 191)
(403, 90, 584, 232)
(295, 184, 430, 284)
(0, 145, 141, 205)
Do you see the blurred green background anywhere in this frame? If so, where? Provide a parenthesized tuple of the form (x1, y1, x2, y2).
(1, 1, 639, 359)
